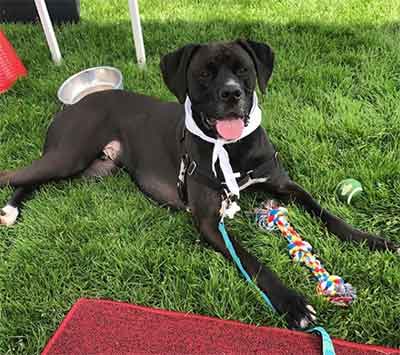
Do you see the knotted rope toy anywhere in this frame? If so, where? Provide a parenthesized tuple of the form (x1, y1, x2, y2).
(255, 200, 356, 306)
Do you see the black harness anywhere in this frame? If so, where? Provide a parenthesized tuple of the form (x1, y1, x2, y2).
(177, 128, 277, 206)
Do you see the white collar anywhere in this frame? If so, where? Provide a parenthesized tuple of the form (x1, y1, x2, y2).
(184, 92, 262, 197)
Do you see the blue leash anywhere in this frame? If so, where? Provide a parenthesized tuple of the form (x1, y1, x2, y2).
(218, 222, 335, 355)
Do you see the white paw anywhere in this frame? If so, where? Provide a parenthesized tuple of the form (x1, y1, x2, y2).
(0, 205, 19, 226)
(299, 305, 317, 329)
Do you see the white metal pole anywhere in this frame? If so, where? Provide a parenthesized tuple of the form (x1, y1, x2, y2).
(128, 0, 146, 68)
(34, 0, 62, 65)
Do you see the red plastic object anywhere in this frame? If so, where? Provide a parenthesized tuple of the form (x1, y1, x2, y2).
(0, 31, 27, 93)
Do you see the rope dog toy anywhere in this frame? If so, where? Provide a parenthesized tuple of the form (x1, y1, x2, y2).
(255, 200, 356, 306)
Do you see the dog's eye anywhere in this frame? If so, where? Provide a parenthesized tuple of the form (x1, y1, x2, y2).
(200, 70, 211, 79)
(237, 67, 248, 75)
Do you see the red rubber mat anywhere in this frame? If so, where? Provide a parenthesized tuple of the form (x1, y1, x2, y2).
(42, 298, 400, 355)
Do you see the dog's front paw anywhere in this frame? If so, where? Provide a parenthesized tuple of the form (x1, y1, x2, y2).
(275, 289, 316, 329)
(0, 205, 19, 226)
(347, 229, 399, 253)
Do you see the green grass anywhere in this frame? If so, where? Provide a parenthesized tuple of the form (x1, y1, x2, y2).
(1, 0, 400, 352)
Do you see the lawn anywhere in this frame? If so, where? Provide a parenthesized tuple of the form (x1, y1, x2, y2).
(1, 0, 400, 353)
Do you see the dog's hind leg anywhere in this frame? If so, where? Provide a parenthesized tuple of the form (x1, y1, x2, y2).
(0, 151, 98, 225)
(0, 186, 35, 226)
(0, 150, 96, 188)
(0, 140, 121, 224)
(0, 150, 117, 225)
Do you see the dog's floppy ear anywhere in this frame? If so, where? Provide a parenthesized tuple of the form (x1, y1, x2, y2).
(160, 44, 199, 103)
(236, 39, 274, 94)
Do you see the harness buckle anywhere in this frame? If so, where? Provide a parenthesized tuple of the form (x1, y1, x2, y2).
(187, 161, 197, 176)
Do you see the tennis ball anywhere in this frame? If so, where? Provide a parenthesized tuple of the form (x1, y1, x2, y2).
(336, 179, 363, 205)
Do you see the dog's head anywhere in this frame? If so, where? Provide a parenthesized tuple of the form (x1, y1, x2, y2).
(160, 40, 274, 139)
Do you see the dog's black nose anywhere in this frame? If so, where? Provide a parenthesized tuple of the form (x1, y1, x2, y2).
(219, 85, 243, 101)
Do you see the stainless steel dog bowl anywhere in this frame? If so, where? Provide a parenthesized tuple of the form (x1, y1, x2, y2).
(57, 66, 123, 105)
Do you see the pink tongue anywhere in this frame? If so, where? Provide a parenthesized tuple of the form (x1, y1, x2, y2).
(215, 118, 244, 140)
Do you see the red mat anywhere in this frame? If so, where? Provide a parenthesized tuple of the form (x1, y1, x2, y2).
(42, 298, 400, 355)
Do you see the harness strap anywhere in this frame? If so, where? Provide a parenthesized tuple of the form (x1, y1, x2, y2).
(177, 155, 223, 206)
(177, 155, 190, 205)
(177, 153, 278, 204)
(177, 124, 278, 205)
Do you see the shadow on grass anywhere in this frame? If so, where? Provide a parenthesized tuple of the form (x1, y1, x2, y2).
(4, 18, 400, 77)
(3, 18, 399, 122)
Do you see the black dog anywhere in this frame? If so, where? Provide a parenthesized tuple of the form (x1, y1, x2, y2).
(1, 40, 398, 328)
